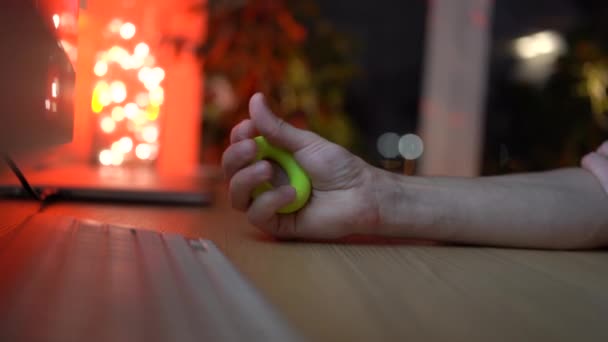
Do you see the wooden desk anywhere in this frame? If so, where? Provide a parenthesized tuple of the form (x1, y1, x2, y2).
(2, 190, 608, 341)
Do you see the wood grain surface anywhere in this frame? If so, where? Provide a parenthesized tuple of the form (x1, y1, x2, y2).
(1, 188, 608, 342)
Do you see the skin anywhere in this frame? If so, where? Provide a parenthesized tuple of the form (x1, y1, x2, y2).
(222, 93, 608, 249)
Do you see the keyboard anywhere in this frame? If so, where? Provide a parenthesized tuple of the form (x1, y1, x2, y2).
(0, 214, 300, 342)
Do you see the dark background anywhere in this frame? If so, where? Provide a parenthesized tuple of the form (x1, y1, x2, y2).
(316, 0, 608, 173)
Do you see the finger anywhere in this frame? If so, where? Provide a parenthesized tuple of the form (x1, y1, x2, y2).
(229, 161, 273, 211)
(247, 185, 297, 235)
(582, 152, 608, 190)
(596, 141, 608, 158)
(230, 119, 257, 144)
(221, 139, 257, 180)
(249, 93, 318, 152)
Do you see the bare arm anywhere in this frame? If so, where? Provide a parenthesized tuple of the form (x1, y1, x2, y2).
(225, 94, 608, 249)
(373, 168, 608, 249)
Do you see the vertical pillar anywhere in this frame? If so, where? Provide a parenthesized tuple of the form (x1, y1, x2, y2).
(418, 0, 494, 176)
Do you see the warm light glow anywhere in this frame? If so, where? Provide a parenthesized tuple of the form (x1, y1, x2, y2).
(145, 55, 156, 66)
(124, 103, 139, 119)
(52, 14, 60, 29)
(135, 92, 149, 107)
(108, 46, 129, 63)
(133, 111, 148, 126)
(119, 22, 136, 40)
(149, 87, 164, 106)
(514, 31, 565, 60)
(99, 90, 113, 106)
(135, 144, 153, 160)
(142, 126, 159, 143)
(96, 52, 108, 62)
(100, 117, 116, 133)
(111, 151, 125, 166)
(138, 67, 152, 84)
(118, 137, 134, 153)
(110, 81, 127, 103)
(92, 81, 111, 113)
(108, 19, 123, 33)
(94, 61, 108, 77)
(99, 150, 113, 166)
(134, 43, 150, 57)
(152, 67, 166, 82)
(94, 17, 165, 165)
(127, 56, 145, 70)
(45, 99, 51, 110)
(146, 106, 160, 121)
(111, 106, 126, 121)
(51, 79, 59, 98)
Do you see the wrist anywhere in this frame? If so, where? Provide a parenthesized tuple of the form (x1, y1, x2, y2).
(369, 168, 436, 238)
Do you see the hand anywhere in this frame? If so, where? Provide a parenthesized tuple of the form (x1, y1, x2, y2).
(582, 141, 608, 191)
(222, 93, 379, 239)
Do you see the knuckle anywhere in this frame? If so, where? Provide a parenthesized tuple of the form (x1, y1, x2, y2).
(268, 117, 287, 141)
(246, 209, 262, 226)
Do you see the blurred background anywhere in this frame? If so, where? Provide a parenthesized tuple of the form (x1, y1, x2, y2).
(55, 0, 608, 177)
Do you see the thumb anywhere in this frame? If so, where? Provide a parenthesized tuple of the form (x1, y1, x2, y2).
(249, 93, 317, 152)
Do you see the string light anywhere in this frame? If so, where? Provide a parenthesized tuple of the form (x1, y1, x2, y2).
(149, 87, 164, 106)
(99, 150, 113, 166)
(152, 67, 166, 82)
(100, 117, 116, 133)
(142, 126, 159, 143)
(111, 151, 125, 166)
(110, 81, 127, 103)
(93, 18, 164, 165)
(94, 61, 108, 77)
(119, 22, 136, 40)
(135, 92, 149, 107)
(118, 137, 134, 153)
(124, 103, 139, 119)
(108, 46, 129, 63)
(135, 143, 152, 160)
(134, 43, 150, 57)
(111, 106, 126, 121)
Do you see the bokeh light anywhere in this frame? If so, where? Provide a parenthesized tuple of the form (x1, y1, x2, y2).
(398, 134, 424, 160)
(124, 103, 139, 119)
(111, 106, 125, 121)
(94, 61, 108, 77)
(99, 150, 112, 166)
(377, 132, 400, 159)
(110, 81, 127, 103)
(93, 18, 165, 165)
(100, 117, 116, 133)
(142, 126, 159, 143)
(119, 22, 136, 40)
(135, 143, 152, 160)
(134, 43, 150, 57)
(53, 14, 60, 29)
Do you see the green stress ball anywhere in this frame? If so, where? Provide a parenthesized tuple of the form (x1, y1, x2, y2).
(252, 136, 312, 214)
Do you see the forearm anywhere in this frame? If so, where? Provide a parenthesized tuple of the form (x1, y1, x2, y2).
(373, 168, 608, 249)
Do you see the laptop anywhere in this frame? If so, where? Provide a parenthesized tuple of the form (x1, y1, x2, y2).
(0, 213, 300, 342)
(0, 0, 214, 206)
(0, 1, 299, 340)
(0, 163, 216, 206)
